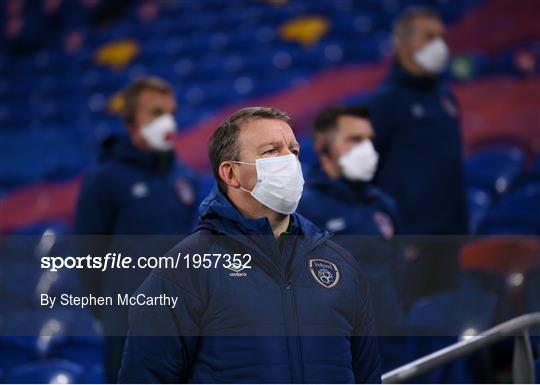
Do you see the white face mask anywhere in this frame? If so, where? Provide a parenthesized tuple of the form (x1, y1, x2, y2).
(338, 140, 379, 182)
(413, 37, 449, 74)
(233, 154, 304, 215)
(139, 113, 177, 151)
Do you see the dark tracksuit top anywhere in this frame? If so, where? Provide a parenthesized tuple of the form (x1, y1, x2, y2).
(119, 185, 381, 383)
(298, 162, 404, 333)
(298, 163, 405, 372)
(368, 62, 468, 235)
(74, 134, 199, 333)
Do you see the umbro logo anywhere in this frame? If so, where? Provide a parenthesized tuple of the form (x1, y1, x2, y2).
(225, 264, 248, 277)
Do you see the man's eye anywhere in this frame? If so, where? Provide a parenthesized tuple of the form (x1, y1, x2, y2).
(263, 149, 277, 155)
(292, 149, 300, 156)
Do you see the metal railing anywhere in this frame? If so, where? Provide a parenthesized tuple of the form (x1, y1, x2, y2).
(382, 312, 540, 383)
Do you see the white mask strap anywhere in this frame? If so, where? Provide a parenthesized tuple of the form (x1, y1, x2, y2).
(230, 160, 255, 166)
(239, 186, 252, 194)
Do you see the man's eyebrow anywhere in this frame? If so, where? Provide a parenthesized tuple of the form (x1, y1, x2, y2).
(256, 141, 282, 150)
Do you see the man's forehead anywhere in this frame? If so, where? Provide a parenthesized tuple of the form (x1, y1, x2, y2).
(337, 115, 373, 135)
(240, 118, 297, 144)
(139, 89, 176, 105)
(412, 16, 445, 32)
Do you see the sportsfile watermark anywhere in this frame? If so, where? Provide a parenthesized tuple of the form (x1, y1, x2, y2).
(40, 252, 252, 272)
(1, 234, 538, 337)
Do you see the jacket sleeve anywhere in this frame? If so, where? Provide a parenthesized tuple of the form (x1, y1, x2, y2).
(352, 283, 382, 384)
(118, 269, 202, 383)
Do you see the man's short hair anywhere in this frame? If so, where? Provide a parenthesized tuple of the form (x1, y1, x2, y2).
(208, 106, 291, 190)
(121, 76, 173, 125)
(312, 105, 370, 138)
(393, 7, 441, 41)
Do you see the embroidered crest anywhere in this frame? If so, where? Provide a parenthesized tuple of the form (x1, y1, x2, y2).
(441, 96, 458, 118)
(373, 211, 394, 240)
(175, 179, 195, 205)
(309, 259, 340, 288)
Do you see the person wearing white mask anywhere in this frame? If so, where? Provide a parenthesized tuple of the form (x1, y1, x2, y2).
(74, 76, 198, 382)
(298, 105, 403, 371)
(299, 105, 398, 237)
(119, 107, 382, 383)
(367, 8, 467, 306)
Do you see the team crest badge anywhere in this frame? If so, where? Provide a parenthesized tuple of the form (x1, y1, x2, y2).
(175, 179, 195, 205)
(441, 96, 458, 118)
(373, 211, 394, 240)
(309, 259, 340, 288)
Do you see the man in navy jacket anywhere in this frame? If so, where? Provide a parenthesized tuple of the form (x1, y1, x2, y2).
(298, 105, 403, 370)
(119, 107, 381, 383)
(74, 77, 198, 381)
(367, 8, 468, 302)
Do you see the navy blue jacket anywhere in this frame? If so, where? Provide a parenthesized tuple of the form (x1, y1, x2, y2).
(74, 134, 198, 333)
(119, 185, 381, 383)
(298, 163, 398, 237)
(75, 134, 198, 236)
(298, 163, 404, 332)
(368, 63, 468, 235)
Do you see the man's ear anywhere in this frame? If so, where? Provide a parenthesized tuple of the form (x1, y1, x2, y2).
(313, 133, 326, 155)
(313, 134, 333, 160)
(395, 38, 412, 64)
(218, 161, 241, 189)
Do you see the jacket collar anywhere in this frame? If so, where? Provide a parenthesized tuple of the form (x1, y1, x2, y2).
(306, 161, 380, 203)
(199, 184, 325, 235)
(386, 60, 441, 90)
(101, 134, 175, 173)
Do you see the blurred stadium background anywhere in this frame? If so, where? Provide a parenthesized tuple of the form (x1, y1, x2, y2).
(0, 0, 539, 383)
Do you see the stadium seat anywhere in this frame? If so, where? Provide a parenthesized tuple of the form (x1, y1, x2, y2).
(49, 336, 103, 369)
(406, 283, 497, 334)
(0, 262, 43, 307)
(466, 187, 493, 233)
(478, 186, 540, 234)
(460, 236, 540, 318)
(524, 268, 540, 314)
(465, 146, 525, 195)
(4, 359, 85, 384)
(3, 309, 100, 347)
(83, 365, 105, 383)
(460, 270, 512, 323)
(0, 338, 37, 373)
(403, 280, 498, 383)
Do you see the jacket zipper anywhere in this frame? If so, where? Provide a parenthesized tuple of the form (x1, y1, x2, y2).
(280, 235, 331, 383)
(212, 227, 332, 383)
(283, 279, 303, 383)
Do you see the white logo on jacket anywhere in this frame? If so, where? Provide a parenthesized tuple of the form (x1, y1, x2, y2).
(131, 182, 149, 198)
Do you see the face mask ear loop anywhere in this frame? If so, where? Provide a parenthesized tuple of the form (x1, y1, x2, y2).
(230, 160, 256, 166)
(239, 186, 252, 194)
(229, 160, 256, 193)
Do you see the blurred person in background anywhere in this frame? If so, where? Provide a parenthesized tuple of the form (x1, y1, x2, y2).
(298, 105, 404, 371)
(74, 76, 199, 382)
(368, 8, 468, 306)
